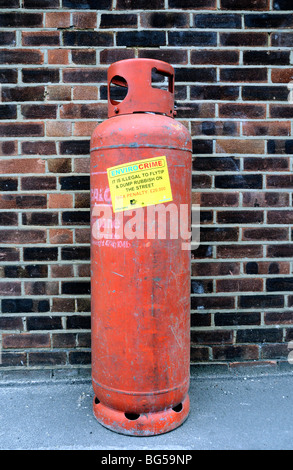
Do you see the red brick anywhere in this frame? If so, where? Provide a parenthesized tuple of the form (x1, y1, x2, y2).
(0, 158, 45, 174)
(48, 193, 73, 208)
(49, 228, 73, 244)
(45, 12, 70, 28)
(3, 333, 50, 349)
(72, 12, 97, 29)
(242, 121, 291, 136)
(48, 49, 69, 65)
(73, 86, 98, 101)
(0, 229, 46, 244)
(0, 282, 21, 296)
(216, 278, 263, 292)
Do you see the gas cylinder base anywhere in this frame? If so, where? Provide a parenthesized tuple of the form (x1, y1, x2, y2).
(93, 394, 190, 436)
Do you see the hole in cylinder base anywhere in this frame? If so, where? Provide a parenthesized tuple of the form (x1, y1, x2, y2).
(94, 397, 100, 405)
(172, 403, 183, 413)
(124, 412, 140, 421)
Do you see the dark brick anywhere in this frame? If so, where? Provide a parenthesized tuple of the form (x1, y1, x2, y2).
(169, 0, 216, 7)
(217, 210, 263, 224)
(266, 278, 293, 292)
(270, 105, 293, 119)
(63, 0, 112, 8)
(236, 328, 283, 343)
(175, 67, 216, 83)
(243, 50, 290, 65)
(220, 67, 267, 82)
(23, 247, 58, 261)
(2, 299, 33, 313)
(213, 345, 259, 361)
(0, 13, 43, 27)
(52, 333, 76, 348)
(69, 351, 91, 365)
(4, 265, 48, 278)
(0, 248, 19, 262)
(191, 312, 211, 327)
(243, 86, 288, 101)
(200, 227, 238, 242)
(67, 315, 91, 329)
(215, 174, 262, 189)
(0, 352, 27, 367)
(0, 49, 43, 65)
(0, 317, 23, 331)
(77, 298, 90, 312)
(0, 32, 15, 46)
(268, 244, 293, 258)
(244, 157, 288, 171)
(0, 0, 20, 6)
(193, 157, 240, 171)
(239, 295, 284, 309)
(221, 0, 269, 9)
(62, 211, 90, 225)
(169, 31, 216, 47)
(21, 141, 56, 156)
(215, 312, 260, 326)
(221, 32, 268, 47)
(192, 139, 213, 154)
(71, 50, 96, 65)
(141, 12, 188, 28)
(245, 13, 293, 28)
(28, 352, 67, 366)
(0, 105, 17, 120)
(63, 31, 113, 47)
(0, 178, 18, 191)
(59, 140, 90, 155)
(100, 49, 135, 64)
(191, 50, 239, 65)
(21, 176, 56, 190)
(62, 281, 90, 295)
(219, 103, 266, 119)
(62, 69, 106, 84)
(0, 69, 18, 83)
(61, 246, 90, 260)
(23, 0, 59, 6)
(272, 33, 293, 47)
(60, 176, 90, 190)
(22, 31, 60, 47)
(191, 85, 239, 100)
(0, 212, 17, 225)
(267, 140, 293, 154)
(22, 212, 58, 226)
(273, 0, 292, 9)
(192, 174, 212, 189)
(27, 316, 62, 331)
(194, 13, 241, 28)
(191, 280, 213, 294)
(22, 68, 59, 84)
(191, 296, 235, 310)
(116, 31, 165, 47)
(117, 0, 163, 7)
(100, 13, 137, 28)
(2, 86, 45, 102)
(21, 104, 56, 119)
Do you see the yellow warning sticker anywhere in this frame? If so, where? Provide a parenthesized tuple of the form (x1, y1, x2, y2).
(107, 156, 173, 213)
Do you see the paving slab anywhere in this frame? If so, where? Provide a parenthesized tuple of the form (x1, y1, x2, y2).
(1, 370, 293, 450)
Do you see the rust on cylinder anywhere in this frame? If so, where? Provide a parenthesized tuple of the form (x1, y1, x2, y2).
(90, 58, 192, 436)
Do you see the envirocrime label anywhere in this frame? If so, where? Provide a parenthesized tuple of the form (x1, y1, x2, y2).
(107, 156, 173, 213)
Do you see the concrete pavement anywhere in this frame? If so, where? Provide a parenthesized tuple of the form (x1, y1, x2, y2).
(1, 367, 293, 450)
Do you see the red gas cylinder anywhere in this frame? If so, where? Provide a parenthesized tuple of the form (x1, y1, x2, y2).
(90, 58, 192, 436)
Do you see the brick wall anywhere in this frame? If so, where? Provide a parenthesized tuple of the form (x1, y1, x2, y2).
(1, 0, 293, 378)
